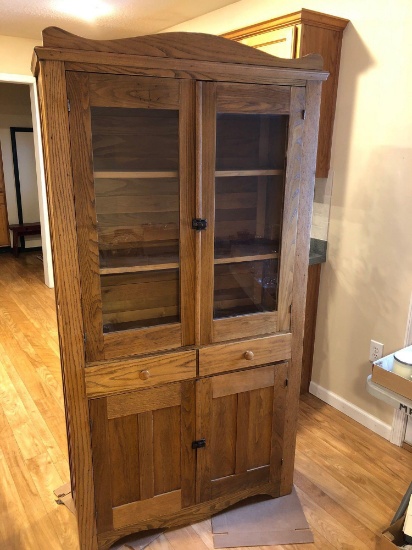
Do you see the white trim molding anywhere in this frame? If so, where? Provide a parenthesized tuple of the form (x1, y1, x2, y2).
(309, 381, 392, 441)
(0, 73, 54, 288)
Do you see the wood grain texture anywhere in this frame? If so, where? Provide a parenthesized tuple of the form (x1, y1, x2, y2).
(85, 349, 196, 397)
(199, 333, 292, 376)
(277, 87, 305, 330)
(181, 380, 197, 508)
(89, 398, 113, 534)
(112, 490, 182, 530)
(280, 80, 322, 495)
(66, 71, 105, 362)
(37, 61, 98, 550)
(270, 362, 288, 485)
(62, 58, 327, 87)
(216, 82, 290, 114)
(211, 364, 275, 399)
(106, 383, 181, 419)
(89, 74, 180, 109)
(41, 28, 324, 70)
(0, 259, 410, 550)
(213, 311, 278, 342)
(179, 79, 196, 347)
(103, 323, 182, 360)
(199, 82, 216, 345)
(301, 263, 321, 393)
(138, 411, 154, 501)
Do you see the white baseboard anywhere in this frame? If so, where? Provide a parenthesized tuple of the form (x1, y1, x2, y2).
(309, 381, 392, 440)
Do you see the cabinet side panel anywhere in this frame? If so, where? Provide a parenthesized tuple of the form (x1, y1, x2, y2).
(280, 80, 321, 493)
(37, 60, 98, 549)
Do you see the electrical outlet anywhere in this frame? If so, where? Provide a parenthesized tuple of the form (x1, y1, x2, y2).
(369, 340, 384, 362)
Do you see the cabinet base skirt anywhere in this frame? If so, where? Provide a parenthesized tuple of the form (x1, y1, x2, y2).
(97, 481, 286, 550)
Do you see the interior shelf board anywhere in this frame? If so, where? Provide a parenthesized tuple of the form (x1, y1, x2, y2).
(94, 171, 179, 179)
(215, 169, 284, 177)
(214, 252, 278, 265)
(100, 261, 179, 275)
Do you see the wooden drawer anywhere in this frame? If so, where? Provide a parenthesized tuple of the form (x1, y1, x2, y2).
(199, 333, 292, 376)
(85, 349, 196, 398)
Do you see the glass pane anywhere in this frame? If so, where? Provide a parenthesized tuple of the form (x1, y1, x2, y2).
(90, 107, 180, 333)
(216, 113, 287, 171)
(214, 113, 287, 320)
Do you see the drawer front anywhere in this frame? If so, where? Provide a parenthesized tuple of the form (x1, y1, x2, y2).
(85, 349, 196, 398)
(199, 333, 292, 376)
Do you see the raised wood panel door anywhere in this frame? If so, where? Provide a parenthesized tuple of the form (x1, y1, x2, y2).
(196, 363, 288, 502)
(89, 381, 196, 535)
(200, 81, 305, 343)
(66, 72, 196, 362)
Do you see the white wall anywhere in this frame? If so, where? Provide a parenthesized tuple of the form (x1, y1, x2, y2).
(0, 35, 39, 76)
(165, 0, 412, 427)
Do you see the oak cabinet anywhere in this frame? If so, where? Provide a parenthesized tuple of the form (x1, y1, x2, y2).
(224, 9, 349, 178)
(33, 28, 325, 550)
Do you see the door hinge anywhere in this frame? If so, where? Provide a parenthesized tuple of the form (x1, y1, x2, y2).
(192, 218, 207, 231)
(281, 458, 284, 466)
(302, 109, 306, 120)
(285, 378, 289, 388)
(67, 99, 71, 112)
(83, 332, 87, 344)
(192, 438, 206, 449)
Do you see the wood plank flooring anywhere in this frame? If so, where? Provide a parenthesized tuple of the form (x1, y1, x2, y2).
(0, 251, 411, 550)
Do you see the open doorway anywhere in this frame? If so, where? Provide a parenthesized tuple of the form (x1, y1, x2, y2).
(0, 75, 53, 287)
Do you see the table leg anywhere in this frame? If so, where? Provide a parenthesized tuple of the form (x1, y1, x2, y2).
(12, 230, 19, 257)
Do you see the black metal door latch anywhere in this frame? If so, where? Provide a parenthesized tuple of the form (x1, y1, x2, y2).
(192, 218, 207, 231)
(192, 439, 206, 449)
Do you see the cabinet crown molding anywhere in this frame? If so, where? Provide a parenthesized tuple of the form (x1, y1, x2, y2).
(36, 26, 324, 71)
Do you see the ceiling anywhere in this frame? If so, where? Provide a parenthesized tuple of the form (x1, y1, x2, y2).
(0, 0, 239, 41)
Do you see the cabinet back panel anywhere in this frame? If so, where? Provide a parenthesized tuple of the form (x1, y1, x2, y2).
(100, 269, 179, 331)
(91, 107, 179, 171)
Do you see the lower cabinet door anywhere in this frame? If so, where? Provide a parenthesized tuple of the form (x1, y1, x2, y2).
(89, 380, 196, 534)
(196, 363, 288, 502)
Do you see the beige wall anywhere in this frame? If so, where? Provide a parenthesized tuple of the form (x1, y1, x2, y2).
(166, 0, 412, 425)
(0, 35, 39, 76)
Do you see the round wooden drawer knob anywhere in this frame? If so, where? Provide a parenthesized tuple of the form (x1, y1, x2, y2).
(139, 370, 150, 380)
(244, 350, 254, 361)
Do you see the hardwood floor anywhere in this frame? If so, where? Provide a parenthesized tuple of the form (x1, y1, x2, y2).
(0, 251, 410, 550)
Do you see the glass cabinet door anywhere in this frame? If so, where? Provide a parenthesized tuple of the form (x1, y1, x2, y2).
(67, 73, 195, 361)
(201, 82, 298, 344)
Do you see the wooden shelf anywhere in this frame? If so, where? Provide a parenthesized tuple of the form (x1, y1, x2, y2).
(100, 261, 179, 275)
(94, 171, 179, 179)
(215, 169, 284, 177)
(214, 252, 278, 265)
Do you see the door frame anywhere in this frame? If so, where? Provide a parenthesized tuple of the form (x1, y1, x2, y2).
(0, 72, 53, 288)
